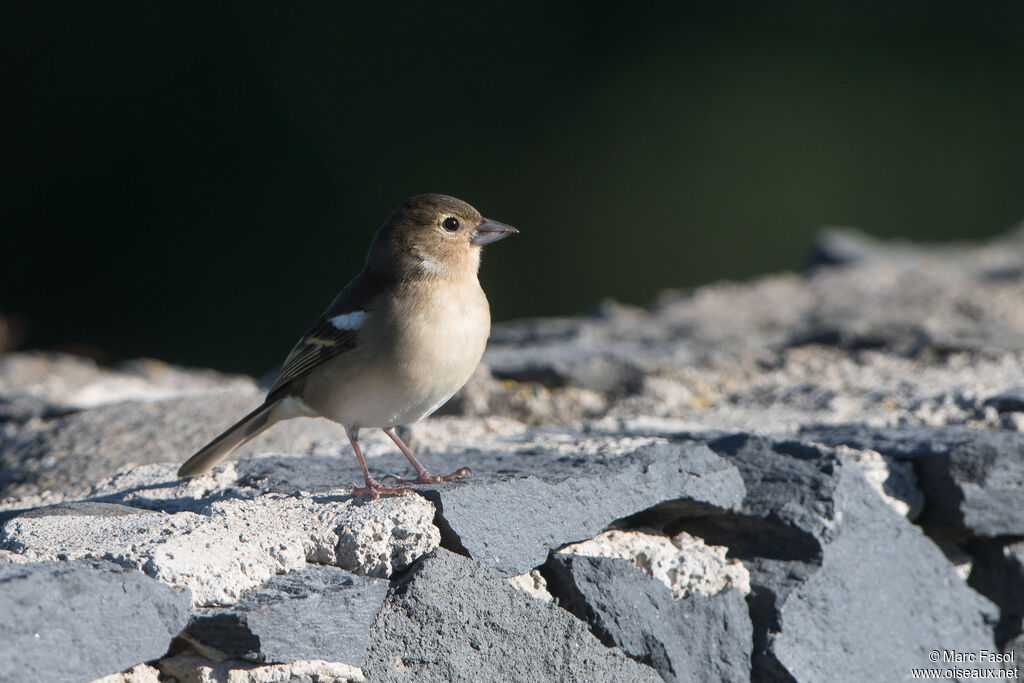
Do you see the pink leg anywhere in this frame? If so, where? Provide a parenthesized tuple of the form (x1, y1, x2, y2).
(345, 426, 412, 498)
(383, 427, 471, 484)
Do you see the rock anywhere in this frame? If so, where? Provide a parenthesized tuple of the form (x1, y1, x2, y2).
(0, 493, 439, 606)
(186, 565, 388, 666)
(0, 391, 344, 501)
(0, 352, 256, 418)
(695, 433, 999, 682)
(967, 540, 1024, 646)
(417, 441, 745, 576)
(0, 559, 190, 682)
(1003, 634, 1024, 679)
(217, 434, 745, 578)
(545, 553, 753, 682)
(157, 650, 366, 683)
(483, 301, 700, 395)
(92, 663, 162, 683)
(837, 444, 924, 520)
(804, 226, 894, 267)
(556, 529, 750, 599)
(507, 569, 553, 602)
(801, 425, 1024, 537)
(437, 363, 609, 426)
(5, 227, 1024, 679)
(362, 548, 660, 682)
(984, 386, 1024, 413)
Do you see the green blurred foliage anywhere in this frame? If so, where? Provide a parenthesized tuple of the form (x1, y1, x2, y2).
(2, 2, 1023, 373)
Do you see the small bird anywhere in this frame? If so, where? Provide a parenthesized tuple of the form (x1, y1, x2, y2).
(177, 194, 518, 496)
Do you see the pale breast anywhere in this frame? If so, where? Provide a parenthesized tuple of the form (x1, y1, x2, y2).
(390, 278, 491, 422)
(303, 278, 491, 428)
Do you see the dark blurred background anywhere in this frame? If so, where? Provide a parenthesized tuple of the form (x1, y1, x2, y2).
(3, 2, 1023, 375)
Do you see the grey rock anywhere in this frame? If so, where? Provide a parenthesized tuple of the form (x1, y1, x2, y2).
(1003, 634, 1024, 678)
(92, 663, 162, 683)
(363, 548, 659, 683)
(694, 434, 998, 682)
(555, 528, 751, 599)
(4, 227, 1024, 679)
(186, 565, 388, 666)
(231, 436, 744, 577)
(0, 394, 69, 422)
(157, 651, 366, 682)
(804, 226, 894, 267)
(417, 441, 745, 576)
(12, 499, 149, 519)
(0, 391, 342, 500)
(0, 559, 190, 683)
(545, 553, 752, 682)
(985, 386, 1024, 413)
(967, 540, 1024, 647)
(436, 363, 609, 426)
(480, 227, 1024, 413)
(0, 352, 256, 420)
(801, 424, 1024, 537)
(0, 484, 439, 607)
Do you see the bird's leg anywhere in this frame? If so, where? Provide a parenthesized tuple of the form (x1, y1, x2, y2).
(345, 426, 412, 497)
(382, 427, 471, 485)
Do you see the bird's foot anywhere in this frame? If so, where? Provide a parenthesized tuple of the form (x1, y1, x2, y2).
(346, 477, 415, 499)
(382, 467, 472, 486)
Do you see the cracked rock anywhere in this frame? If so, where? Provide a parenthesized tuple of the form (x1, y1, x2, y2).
(801, 424, 1024, 537)
(692, 433, 998, 682)
(0, 559, 190, 682)
(0, 493, 439, 606)
(0, 352, 256, 420)
(185, 565, 388, 666)
(0, 391, 349, 501)
(92, 663, 162, 683)
(545, 552, 752, 682)
(363, 548, 660, 682)
(557, 528, 750, 598)
(157, 649, 366, 683)
(418, 441, 745, 576)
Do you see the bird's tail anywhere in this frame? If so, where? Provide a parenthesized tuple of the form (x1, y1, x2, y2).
(177, 400, 281, 477)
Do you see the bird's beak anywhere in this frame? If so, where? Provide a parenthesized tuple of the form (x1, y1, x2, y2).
(470, 218, 519, 246)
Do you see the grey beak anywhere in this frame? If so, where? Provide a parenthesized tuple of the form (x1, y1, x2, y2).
(470, 218, 519, 246)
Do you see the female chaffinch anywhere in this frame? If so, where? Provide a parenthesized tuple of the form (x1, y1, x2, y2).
(177, 194, 518, 496)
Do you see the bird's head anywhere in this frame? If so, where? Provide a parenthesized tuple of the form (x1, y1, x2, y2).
(369, 194, 518, 280)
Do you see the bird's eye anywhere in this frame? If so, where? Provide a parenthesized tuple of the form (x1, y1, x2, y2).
(442, 216, 460, 232)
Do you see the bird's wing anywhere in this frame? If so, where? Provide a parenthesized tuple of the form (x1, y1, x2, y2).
(268, 275, 383, 397)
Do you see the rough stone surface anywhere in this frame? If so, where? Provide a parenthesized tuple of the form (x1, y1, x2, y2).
(699, 434, 999, 682)
(4, 227, 1024, 680)
(545, 552, 753, 683)
(984, 385, 1024, 413)
(837, 444, 924, 520)
(0, 492, 438, 606)
(93, 663, 162, 683)
(186, 565, 388, 666)
(0, 352, 256, 418)
(558, 528, 750, 598)
(158, 650, 366, 683)
(0, 391, 344, 501)
(0, 559, 190, 683)
(802, 424, 1024, 537)
(363, 548, 660, 682)
(967, 540, 1024, 647)
(508, 568, 553, 602)
(418, 441, 745, 576)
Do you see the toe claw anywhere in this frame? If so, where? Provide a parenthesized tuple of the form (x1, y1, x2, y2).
(440, 467, 472, 482)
